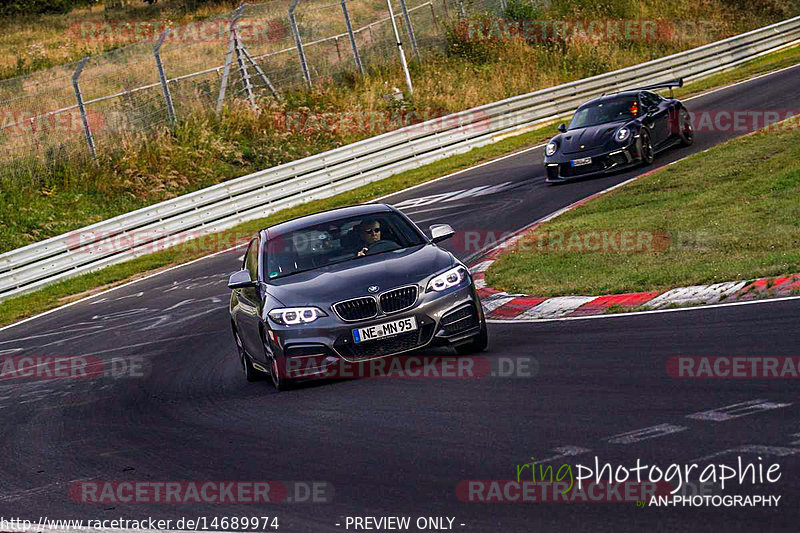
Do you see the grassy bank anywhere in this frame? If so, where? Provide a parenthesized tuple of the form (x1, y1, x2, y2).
(485, 121, 800, 296)
(0, 42, 799, 326)
(0, 0, 239, 78)
(2, 0, 799, 253)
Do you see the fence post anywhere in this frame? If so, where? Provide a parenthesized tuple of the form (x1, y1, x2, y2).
(153, 29, 176, 126)
(500, 0, 507, 11)
(72, 56, 97, 164)
(398, 0, 420, 61)
(240, 45, 280, 99)
(340, 0, 364, 75)
(233, 28, 258, 111)
(386, 0, 413, 96)
(457, 0, 465, 19)
(430, 3, 439, 33)
(289, 0, 312, 89)
(216, 6, 243, 116)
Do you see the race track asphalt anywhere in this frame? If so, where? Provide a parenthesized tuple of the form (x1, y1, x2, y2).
(1, 64, 799, 532)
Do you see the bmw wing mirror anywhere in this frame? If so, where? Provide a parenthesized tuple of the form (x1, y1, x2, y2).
(228, 269, 256, 289)
(557, 123, 567, 133)
(430, 224, 455, 243)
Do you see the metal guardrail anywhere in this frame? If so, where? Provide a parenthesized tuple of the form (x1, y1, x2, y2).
(1, 16, 799, 302)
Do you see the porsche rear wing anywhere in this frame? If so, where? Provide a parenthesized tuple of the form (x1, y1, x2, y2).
(627, 78, 684, 97)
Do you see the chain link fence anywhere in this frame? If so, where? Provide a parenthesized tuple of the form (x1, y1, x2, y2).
(0, 0, 506, 185)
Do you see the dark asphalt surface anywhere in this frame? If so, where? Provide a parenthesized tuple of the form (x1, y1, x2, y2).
(1, 64, 799, 532)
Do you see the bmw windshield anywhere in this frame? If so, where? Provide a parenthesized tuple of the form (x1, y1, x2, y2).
(568, 96, 641, 129)
(264, 212, 427, 280)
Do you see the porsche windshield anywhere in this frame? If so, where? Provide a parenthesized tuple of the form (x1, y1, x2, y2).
(568, 96, 640, 129)
(264, 212, 426, 279)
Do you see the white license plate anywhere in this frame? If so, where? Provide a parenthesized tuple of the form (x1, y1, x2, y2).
(353, 317, 417, 343)
(571, 157, 592, 167)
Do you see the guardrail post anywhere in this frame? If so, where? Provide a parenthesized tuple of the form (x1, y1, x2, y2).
(289, 0, 312, 89)
(72, 56, 98, 165)
(398, 0, 420, 62)
(153, 29, 176, 126)
(340, 0, 364, 75)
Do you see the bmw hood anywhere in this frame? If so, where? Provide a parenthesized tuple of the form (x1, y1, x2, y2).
(559, 121, 628, 154)
(265, 244, 455, 307)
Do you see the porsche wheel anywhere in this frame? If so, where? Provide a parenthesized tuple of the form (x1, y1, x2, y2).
(640, 129, 654, 165)
(678, 108, 694, 146)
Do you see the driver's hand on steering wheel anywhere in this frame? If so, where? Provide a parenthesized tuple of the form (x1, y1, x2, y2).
(357, 246, 368, 257)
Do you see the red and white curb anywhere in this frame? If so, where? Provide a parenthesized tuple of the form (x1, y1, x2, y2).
(469, 221, 800, 320)
(473, 269, 800, 320)
(467, 169, 800, 320)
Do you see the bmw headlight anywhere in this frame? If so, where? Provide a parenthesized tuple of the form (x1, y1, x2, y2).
(427, 266, 470, 292)
(615, 127, 631, 142)
(545, 142, 558, 156)
(268, 307, 327, 325)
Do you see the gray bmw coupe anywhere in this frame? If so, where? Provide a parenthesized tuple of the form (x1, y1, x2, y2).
(228, 204, 487, 390)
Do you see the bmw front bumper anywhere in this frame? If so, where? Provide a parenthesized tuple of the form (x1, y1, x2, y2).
(266, 283, 483, 379)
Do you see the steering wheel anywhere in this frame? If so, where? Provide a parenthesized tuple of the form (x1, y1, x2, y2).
(363, 239, 397, 255)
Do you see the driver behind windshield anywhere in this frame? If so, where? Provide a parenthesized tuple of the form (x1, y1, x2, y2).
(356, 218, 382, 257)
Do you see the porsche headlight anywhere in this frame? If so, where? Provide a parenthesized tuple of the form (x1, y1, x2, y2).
(268, 307, 327, 325)
(427, 266, 469, 292)
(545, 142, 558, 156)
(615, 127, 631, 142)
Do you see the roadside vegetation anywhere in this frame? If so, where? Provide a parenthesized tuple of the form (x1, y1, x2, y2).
(1, 0, 799, 252)
(485, 120, 800, 296)
(0, 0, 238, 78)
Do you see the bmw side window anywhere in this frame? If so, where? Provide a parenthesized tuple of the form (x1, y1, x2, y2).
(245, 238, 258, 281)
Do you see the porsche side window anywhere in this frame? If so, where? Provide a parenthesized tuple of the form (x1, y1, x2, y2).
(640, 92, 660, 109)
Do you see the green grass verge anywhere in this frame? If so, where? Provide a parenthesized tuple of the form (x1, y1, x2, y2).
(485, 122, 800, 296)
(1, 45, 799, 327)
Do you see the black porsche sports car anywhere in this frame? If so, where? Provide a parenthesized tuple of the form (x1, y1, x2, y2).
(543, 80, 693, 183)
(228, 204, 487, 390)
